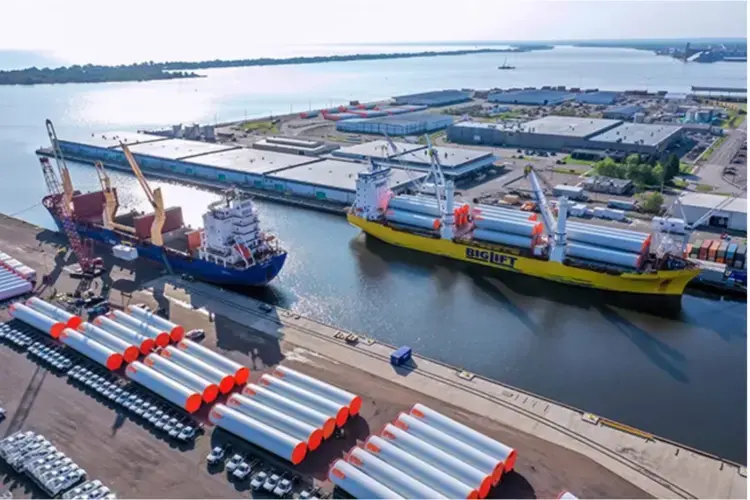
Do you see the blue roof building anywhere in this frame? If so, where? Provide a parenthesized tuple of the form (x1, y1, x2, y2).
(487, 89, 575, 106)
(574, 91, 619, 105)
(392, 90, 471, 107)
(335, 113, 454, 136)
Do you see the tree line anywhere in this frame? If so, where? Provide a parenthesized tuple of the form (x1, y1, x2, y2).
(593, 153, 681, 188)
(0, 63, 200, 85)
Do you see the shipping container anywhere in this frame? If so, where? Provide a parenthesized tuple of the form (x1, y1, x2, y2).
(734, 245, 746, 268)
(726, 243, 738, 264)
(72, 191, 107, 219)
(186, 230, 203, 251)
(717, 242, 729, 263)
(699, 240, 712, 260)
(690, 240, 703, 258)
(708, 240, 721, 262)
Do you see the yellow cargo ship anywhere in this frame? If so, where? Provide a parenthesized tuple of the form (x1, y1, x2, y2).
(347, 213, 699, 296)
(348, 153, 699, 297)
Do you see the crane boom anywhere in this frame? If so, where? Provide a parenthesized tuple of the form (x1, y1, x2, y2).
(42, 119, 98, 273)
(119, 142, 166, 248)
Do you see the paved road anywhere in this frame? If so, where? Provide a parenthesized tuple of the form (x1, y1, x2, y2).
(697, 119, 747, 191)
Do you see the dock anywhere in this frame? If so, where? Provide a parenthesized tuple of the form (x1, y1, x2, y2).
(0, 214, 746, 499)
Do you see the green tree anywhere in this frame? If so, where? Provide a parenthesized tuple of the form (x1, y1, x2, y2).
(639, 192, 664, 214)
(593, 157, 624, 178)
(664, 154, 680, 181)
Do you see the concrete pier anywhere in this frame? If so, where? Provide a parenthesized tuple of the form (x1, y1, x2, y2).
(138, 276, 747, 499)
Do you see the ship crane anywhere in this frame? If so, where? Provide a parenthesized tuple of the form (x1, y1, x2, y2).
(524, 165, 568, 262)
(40, 119, 102, 275)
(381, 131, 430, 194)
(424, 134, 455, 240)
(119, 142, 174, 275)
(93, 161, 132, 235)
(674, 189, 746, 251)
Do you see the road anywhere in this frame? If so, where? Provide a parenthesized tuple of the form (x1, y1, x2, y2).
(696, 118, 747, 192)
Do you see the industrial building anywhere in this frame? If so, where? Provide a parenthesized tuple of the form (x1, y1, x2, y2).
(332, 141, 495, 179)
(251, 136, 338, 156)
(582, 176, 634, 195)
(265, 159, 422, 204)
(332, 140, 423, 161)
(447, 116, 683, 155)
(574, 91, 619, 105)
(602, 105, 643, 120)
(588, 123, 683, 155)
(677, 193, 747, 232)
(392, 89, 471, 107)
(390, 146, 496, 177)
(487, 89, 575, 106)
(335, 113, 453, 136)
(56, 134, 421, 206)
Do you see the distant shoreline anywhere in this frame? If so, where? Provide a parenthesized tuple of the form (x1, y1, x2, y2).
(0, 48, 515, 86)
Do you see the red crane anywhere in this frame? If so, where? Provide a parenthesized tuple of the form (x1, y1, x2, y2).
(40, 119, 102, 275)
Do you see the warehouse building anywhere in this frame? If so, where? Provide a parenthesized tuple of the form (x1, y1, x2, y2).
(487, 89, 575, 106)
(677, 193, 747, 232)
(390, 146, 496, 178)
(252, 136, 339, 156)
(335, 113, 453, 136)
(332, 140, 423, 161)
(448, 116, 682, 156)
(447, 116, 621, 150)
(575, 91, 619, 105)
(602, 105, 643, 120)
(588, 123, 684, 155)
(264, 159, 422, 204)
(392, 89, 471, 107)
(333, 141, 494, 179)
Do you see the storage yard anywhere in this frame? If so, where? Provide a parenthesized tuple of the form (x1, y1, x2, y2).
(0, 214, 746, 499)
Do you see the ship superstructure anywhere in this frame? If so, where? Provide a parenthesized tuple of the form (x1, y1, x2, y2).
(348, 135, 701, 297)
(199, 191, 279, 270)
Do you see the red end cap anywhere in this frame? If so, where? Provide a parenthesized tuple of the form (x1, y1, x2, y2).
(234, 367, 250, 385)
(335, 406, 349, 428)
(290, 442, 307, 465)
(49, 322, 65, 339)
(479, 476, 492, 499)
(67, 316, 83, 329)
(155, 333, 170, 347)
(467, 489, 480, 499)
(106, 353, 124, 371)
(203, 385, 219, 404)
(218, 375, 235, 394)
(140, 339, 156, 355)
(322, 418, 336, 439)
(185, 393, 202, 414)
(492, 464, 504, 485)
(170, 326, 184, 343)
(123, 346, 140, 364)
(349, 395, 362, 416)
(308, 429, 323, 451)
(505, 449, 517, 472)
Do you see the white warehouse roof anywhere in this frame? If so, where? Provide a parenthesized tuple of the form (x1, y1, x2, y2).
(679, 193, 747, 214)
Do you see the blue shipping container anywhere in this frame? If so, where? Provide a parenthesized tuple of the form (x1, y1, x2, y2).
(391, 346, 412, 366)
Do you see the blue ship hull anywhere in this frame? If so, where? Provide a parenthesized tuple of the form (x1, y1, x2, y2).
(54, 218, 287, 287)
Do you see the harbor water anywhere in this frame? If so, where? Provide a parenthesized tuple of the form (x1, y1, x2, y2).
(0, 46, 746, 463)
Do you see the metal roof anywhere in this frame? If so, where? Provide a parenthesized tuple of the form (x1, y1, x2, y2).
(488, 89, 575, 105)
(268, 159, 422, 192)
(590, 123, 683, 147)
(393, 89, 471, 106)
(120, 138, 237, 160)
(519, 116, 621, 138)
(679, 192, 747, 214)
(603, 105, 643, 117)
(341, 113, 453, 125)
(393, 146, 494, 168)
(332, 140, 424, 160)
(182, 147, 316, 174)
(574, 91, 619, 105)
(63, 131, 167, 149)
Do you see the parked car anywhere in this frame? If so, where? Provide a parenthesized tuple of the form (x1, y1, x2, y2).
(226, 454, 244, 473)
(206, 446, 227, 465)
(273, 477, 293, 497)
(263, 473, 280, 493)
(251, 471, 267, 491)
(177, 425, 196, 442)
(186, 329, 205, 341)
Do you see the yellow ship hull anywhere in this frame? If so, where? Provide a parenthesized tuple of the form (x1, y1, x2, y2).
(348, 214, 700, 296)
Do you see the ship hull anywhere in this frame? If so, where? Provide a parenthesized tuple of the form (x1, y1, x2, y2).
(55, 218, 286, 287)
(348, 214, 699, 296)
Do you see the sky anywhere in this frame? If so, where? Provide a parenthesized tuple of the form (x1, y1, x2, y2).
(2, 0, 747, 64)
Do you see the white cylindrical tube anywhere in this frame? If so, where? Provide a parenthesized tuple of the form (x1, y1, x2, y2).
(59, 328, 123, 371)
(174, 339, 249, 385)
(77, 322, 140, 363)
(143, 354, 219, 403)
(126, 361, 202, 413)
(160, 346, 235, 394)
(26, 297, 82, 329)
(274, 365, 362, 415)
(126, 305, 184, 343)
(8, 302, 66, 339)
